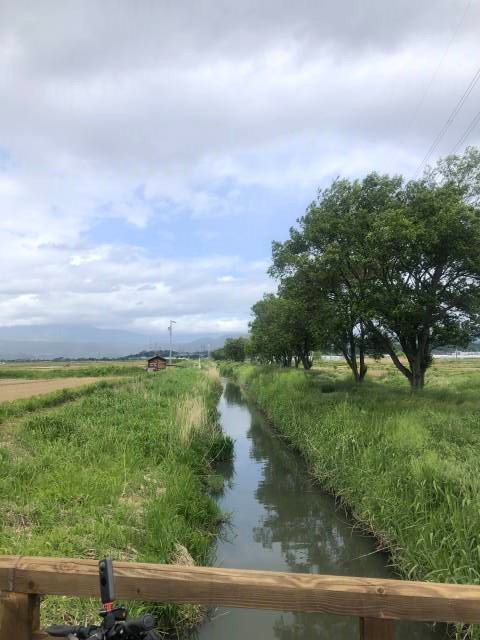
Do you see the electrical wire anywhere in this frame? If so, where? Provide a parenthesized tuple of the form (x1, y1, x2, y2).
(414, 62, 480, 176)
(406, 0, 473, 136)
(449, 106, 480, 154)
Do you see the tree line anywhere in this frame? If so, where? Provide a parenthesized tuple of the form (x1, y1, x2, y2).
(245, 148, 480, 390)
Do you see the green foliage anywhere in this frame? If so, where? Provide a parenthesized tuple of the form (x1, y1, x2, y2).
(229, 362, 480, 637)
(249, 293, 316, 368)
(267, 147, 480, 389)
(0, 369, 231, 635)
(223, 337, 248, 362)
(211, 347, 226, 361)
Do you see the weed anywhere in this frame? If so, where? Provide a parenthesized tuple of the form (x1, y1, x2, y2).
(0, 368, 231, 635)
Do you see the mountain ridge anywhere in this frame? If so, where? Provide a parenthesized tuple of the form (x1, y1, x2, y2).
(0, 324, 245, 359)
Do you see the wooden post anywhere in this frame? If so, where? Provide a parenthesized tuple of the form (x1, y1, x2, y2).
(0, 592, 40, 640)
(360, 617, 395, 639)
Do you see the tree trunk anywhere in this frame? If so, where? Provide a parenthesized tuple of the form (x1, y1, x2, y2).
(300, 351, 313, 370)
(341, 345, 362, 382)
(358, 328, 367, 382)
(411, 370, 425, 391)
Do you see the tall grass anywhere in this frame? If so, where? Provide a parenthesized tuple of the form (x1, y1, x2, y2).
(220, 363, 480, 638)
(0, 380, 119, 424)
(0, 364, 142, 379)
(0, 368, 231, 635)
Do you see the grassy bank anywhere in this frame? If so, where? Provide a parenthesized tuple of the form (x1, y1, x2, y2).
(0, 379, 120, 425)
(0, 367, 232, 635)
(220, 362, 480, 636)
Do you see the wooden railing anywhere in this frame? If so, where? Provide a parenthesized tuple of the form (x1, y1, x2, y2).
(1, 556, 480, 639)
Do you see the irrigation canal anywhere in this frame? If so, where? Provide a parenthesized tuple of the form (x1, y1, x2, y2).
(196, 380, 446, 640)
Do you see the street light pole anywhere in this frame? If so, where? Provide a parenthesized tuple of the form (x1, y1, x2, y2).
(168, 320, 177, 364)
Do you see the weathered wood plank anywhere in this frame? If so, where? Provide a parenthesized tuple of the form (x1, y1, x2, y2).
(1, 556, 480, 623)
(360, 617, 395, 639)
(0, 556, 19, 591)
(0, 592, 40, 640)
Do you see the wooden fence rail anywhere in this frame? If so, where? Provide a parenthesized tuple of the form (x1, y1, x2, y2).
(1, 555, 480, 639)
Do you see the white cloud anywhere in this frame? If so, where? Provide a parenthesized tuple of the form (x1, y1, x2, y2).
(0, 226, 271, 333)
(0, 1, 479, 335)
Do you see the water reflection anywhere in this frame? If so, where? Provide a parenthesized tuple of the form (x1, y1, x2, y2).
(195, 382, 445, 640)
(250, 411, 389, 577)
(223, 380, 246, 405)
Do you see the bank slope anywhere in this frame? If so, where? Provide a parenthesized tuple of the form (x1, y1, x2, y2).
(0, 367, 232, 634)
(221, 363, 480, 634)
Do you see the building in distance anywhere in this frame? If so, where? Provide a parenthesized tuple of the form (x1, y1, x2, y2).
(147, 355, 167, 371)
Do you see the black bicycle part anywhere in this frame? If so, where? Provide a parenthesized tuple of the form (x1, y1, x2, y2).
(99, 557, 115, 605)
(46, 624, 97, 638)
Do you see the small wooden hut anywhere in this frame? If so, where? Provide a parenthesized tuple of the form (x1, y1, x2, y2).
(147, 355, 167, 371)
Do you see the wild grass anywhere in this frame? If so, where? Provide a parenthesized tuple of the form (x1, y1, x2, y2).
(0, 380, 119, 425)
(220, 362, 480, 638)
(0, 364, 143, 379)
(0, 368, 232, 636)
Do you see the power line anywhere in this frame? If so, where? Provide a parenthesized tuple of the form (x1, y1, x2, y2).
(406, 0, 473, 135)
(414, 62, 480, 176)
(449, 106, 480, 154)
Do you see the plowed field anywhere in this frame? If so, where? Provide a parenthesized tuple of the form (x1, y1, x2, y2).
(0, 377, 102, 402)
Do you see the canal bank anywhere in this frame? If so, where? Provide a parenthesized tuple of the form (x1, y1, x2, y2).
(196, 380, 444, 639)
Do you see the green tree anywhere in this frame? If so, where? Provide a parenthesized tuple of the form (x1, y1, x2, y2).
(211, 347, 226, 361)
(224, 337, 248, 362)
(364, 150, 480, 389)
(271, 148, 480, 390)
(249, 292, 317, 369)
(249, 295, 294, 366)
(278, 275, 321, 370)
(271, 176, 392, 382)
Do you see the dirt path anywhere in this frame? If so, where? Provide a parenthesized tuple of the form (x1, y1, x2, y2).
(0, 377, 104, 402)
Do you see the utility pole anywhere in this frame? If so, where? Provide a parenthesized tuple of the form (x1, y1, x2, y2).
(168, 320, 176, 364)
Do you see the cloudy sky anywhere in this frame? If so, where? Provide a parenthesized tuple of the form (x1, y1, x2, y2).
(1, 1, 479, 341)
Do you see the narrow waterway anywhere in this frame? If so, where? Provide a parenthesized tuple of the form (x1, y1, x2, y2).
(197, 381, 446, 640)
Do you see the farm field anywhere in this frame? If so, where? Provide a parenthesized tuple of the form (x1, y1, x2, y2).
(219, 360, 480, 637)
(0, 364, 232, 635)
(314, 355, 480, 379)
(0, 362, 144, 379)
(0, 376, 108, 402)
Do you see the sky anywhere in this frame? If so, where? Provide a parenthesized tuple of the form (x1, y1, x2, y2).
(1, 1, 480, 341)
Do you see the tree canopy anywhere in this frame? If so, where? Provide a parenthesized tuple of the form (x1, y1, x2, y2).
(223, 337, 248, 362)
(255, 148, 480, 389)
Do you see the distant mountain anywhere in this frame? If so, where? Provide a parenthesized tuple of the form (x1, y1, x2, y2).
(176, 334, 245, 352)
(0, 324, 150, 359)
(0, 324, 149, 343)
(0, 324, 246, 360)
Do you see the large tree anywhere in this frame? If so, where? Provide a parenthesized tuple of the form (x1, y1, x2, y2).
(363, 151, 480, 388)
(224, 337, 248, 362)
(271, 176, 393, 382)
(249, 294, 295, 367)
(249, 292, 318, 369)
(271, 148, 480, 390)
